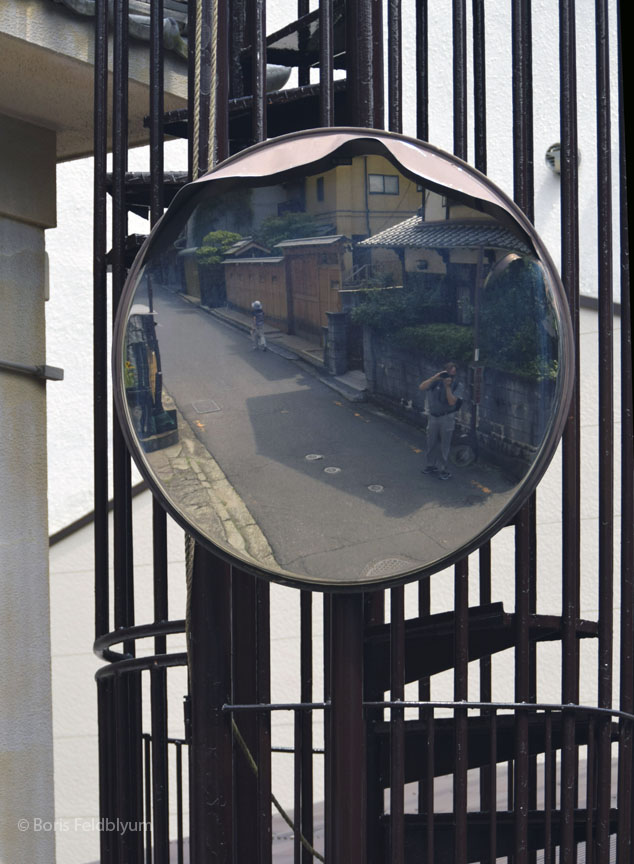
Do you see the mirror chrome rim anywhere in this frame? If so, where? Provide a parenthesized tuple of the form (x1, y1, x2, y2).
(113, 127, 575, 591)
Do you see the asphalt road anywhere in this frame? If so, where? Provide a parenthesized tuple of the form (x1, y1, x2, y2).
(147, 286, 516, 586)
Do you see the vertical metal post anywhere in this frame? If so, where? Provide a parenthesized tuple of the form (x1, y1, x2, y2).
(93, 0, 109, 642)
(416, 0, 429, 142)
(256, 577, 272, 863)
(319, 0, 335, 126)
(595, 1, 615, 858)
(251, 0, 267, 143)
(511, 3, 534, 859)
(472, 0, 487, 175)
(454, 559, 469, 864)
(149, 4, 170, 859)
(559, 1, 581, 860)
(390, 587, 405, 863)
(300, 591, 314, 863)
(231, 568, 259, 863)
(387, 0, 402, 133)
(189, 546, 233, 863)
(452, 0, 468, 160)
(346, 0, 374, 127)
(617, 4, 634, 857)
(330, 594, 366, 864)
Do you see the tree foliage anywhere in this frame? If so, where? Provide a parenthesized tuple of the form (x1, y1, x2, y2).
(479, 256, 558, 379)
(254, 212, 324, 249)
(196, 230, 243, 267)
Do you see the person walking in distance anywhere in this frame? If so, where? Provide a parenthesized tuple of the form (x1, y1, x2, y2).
(251, 300, 267, 351)
(418, 361, 463, 480)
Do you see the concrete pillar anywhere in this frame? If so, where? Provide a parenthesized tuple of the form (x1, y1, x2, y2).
(326, 311, 349, 376)
(0, 115, 56, 864)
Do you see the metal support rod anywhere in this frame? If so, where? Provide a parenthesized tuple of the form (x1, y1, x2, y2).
(454, 558, 469, 864)
(595, 0, 615, 858)
(559, 1, 581, 860)
(330, 593, 366, 864)
(189, 545, 233, 863)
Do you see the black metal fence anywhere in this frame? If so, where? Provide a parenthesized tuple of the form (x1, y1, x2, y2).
(93, 1, 632, 862)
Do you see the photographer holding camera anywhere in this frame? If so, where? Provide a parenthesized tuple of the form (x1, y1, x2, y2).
(418, 362, 464, 480)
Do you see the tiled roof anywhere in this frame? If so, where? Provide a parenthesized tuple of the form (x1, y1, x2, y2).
(358, 218, 532, 255)
(275, 234, 346, 248)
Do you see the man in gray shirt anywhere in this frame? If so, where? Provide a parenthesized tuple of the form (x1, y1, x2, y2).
(418, 362, 463, 480)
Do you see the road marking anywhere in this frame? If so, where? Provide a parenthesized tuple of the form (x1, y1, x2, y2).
(471, 480, 492, 494)
(368, 485, 384, 493)
(305, 454, 324, 461)
(324, 466, 341, 474)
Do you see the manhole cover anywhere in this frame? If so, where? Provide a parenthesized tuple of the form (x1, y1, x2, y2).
(362, 557, 418, 579)
(192, 399, 220, 414)
(324, 466, 341, 474)
(305, 454, 324, 461)
(368, 484, 384, 493)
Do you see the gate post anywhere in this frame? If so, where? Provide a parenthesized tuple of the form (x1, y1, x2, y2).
(329, 593, 366, 862)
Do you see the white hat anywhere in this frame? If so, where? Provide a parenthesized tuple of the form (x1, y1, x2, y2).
(252, 300, 262, 310)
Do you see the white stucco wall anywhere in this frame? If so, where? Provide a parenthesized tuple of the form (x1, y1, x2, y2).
(42, 2, 623, 862)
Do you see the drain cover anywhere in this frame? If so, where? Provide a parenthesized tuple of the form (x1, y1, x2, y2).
(362, 558, 418, 579)
(192, 399, 220, 414)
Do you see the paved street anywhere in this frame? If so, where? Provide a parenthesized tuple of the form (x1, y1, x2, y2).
(141, 285, 516, 586)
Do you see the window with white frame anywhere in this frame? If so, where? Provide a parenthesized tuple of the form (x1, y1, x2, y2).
(367, 173, 399, 194)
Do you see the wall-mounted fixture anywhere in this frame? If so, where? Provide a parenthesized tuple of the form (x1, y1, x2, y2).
(545, 142, 582, 175)
(545, 143, 561, 173)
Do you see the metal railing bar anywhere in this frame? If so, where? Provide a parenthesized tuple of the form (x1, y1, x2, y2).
(387, 10, 404, 855)
(452, 0, 468, 161)
(300, 591, 314, 863)
(388, 0, 402, 133)
(360, 701, 634, 721)
(231, 568, 260, 863)
(294, 709, 302, 863)
(96, 653, 189, 679)
(617, 3, 634, 858)
(472, 0, 487, 174)
(454, 557, 469, 864)
(256, 576, 273, 861)
(488, 708, 497, 864)
(175, 742, 184, 864)
(596, 0, 616, 857)
(251, 0, 267, 143)
(560, 0, 582, 860)
(143, 734, 153, 864)
(390, 586, 405, 863)
(94, 619, 186, 657)
(149, 9, 170, 836)
(93, 0, 110, 644)
(416, 0, 429, 141)
(511, 7, 536, 854)
(298, 0, 310, 87)
(319, 0, 334, 126)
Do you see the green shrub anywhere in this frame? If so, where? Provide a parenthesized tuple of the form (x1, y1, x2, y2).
(392, 323, 474, 365)
(196, 230, 243, 267)
(349, 282, 450, 333)
(480, 256, 558, 380)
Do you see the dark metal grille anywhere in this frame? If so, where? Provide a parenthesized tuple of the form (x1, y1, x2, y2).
(93, 2, 632, 862)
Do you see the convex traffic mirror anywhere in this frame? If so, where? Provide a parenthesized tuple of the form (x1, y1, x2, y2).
(114, 128, 574, 590)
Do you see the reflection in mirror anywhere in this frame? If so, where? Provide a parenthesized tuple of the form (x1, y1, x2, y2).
(117, 135, 570, 588)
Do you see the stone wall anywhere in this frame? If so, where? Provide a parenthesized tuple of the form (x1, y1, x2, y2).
(362, 327, 556, 477)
